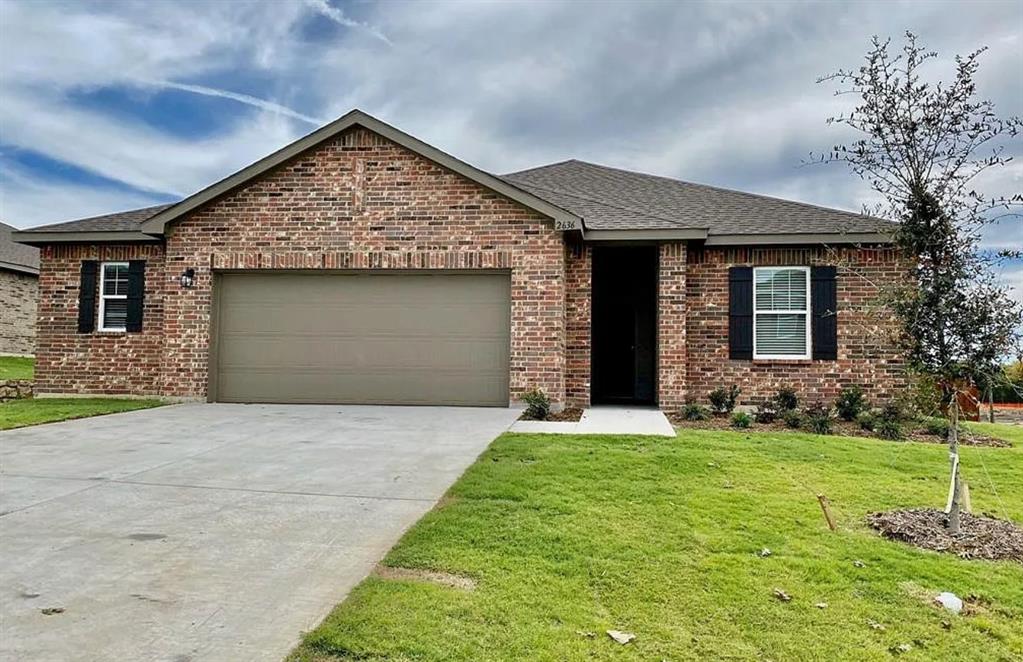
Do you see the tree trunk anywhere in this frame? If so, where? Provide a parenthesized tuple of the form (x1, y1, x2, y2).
(988, 386, 995, 424)
(947, 393, 962, 534)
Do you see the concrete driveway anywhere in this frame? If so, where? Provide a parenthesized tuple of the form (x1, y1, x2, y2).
(0, 403, 520, 662)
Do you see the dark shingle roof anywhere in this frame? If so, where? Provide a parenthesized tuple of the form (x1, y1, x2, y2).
(21, 204, 175, 234)
(503, 160, 892, 234)
(0, 221, 40, 274)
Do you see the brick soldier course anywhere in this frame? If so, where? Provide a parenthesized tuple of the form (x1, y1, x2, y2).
(14, 110, 905, 410)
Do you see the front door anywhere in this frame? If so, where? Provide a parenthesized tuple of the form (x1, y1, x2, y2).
(591, 246, 657, 405)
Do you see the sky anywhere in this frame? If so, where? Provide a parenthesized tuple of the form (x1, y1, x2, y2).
(0, 0, 1020, 298)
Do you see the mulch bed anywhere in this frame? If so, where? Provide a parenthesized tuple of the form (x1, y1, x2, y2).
(667, 415, 1010, 447)
(519, 407, 584, 422)
(867, 509, 1023, 563)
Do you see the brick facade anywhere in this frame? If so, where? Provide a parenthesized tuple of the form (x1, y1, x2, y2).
(35, 244, 166, 395)
(0, 269, 38, 355)
(657, 242, 688, 410)
(684, 246, 906, 409)
(31, 128, 908, 409)
(34, 127, 568, 404)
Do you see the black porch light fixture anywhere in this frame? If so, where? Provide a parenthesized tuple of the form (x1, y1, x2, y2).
(179, 268, 196, 289)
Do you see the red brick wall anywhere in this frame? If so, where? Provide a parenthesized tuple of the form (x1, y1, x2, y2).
(565, 242, 591, 407)
(154, 126, 566, 403)
(35, 244, 166, 395)
(684, 245, 906, 410)
(658, 242, 688, 409)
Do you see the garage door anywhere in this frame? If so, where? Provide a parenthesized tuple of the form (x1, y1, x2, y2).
(212, 272, 511, 406)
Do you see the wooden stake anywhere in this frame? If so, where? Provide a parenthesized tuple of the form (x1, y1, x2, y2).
(817, 494, 837, 531)
(962, 481, 972, 514)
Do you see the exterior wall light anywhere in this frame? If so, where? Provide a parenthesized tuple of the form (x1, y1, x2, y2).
(179, 268, 196, 289)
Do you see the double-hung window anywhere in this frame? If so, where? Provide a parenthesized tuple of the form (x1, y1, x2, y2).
(753, 266, 811, 359)
(98, 262, 129, 332)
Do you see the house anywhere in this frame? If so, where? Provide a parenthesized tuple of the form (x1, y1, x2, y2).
(1, 221, 40, 356)
(13, 110, 905, 409)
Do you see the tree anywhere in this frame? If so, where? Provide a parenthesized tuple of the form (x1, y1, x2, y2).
(816, 33, 1022, 533)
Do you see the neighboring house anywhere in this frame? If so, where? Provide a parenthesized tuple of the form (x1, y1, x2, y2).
(14, 110, 905, 409)
(0, 221, 40, 356)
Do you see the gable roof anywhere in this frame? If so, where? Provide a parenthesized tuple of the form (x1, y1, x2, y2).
(0, 221, 40, 275)
(12, 111, 894, 246)
(503, 160, 894, 243)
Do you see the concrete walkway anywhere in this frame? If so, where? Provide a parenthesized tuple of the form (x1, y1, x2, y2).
(509, 406, 676, 436)
(0, 403, 520, 662)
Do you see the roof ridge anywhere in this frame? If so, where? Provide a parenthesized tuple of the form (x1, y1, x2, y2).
(507, 178, 696, 229)
(565, 159, 887, 223)
(501, 158, 581, 178)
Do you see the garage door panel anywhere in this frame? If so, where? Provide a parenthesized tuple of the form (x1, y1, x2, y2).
(214, 272, 511, 406)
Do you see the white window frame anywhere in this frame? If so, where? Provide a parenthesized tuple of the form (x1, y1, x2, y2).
(98, 261, 129, 333)
(752, 266, 812, 360)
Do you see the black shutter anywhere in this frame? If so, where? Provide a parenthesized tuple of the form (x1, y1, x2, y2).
(126, 260, 146, 333)
(77, 261, 98, 333)
(812, 266, 837, 360)
(728, 266, 753, 360)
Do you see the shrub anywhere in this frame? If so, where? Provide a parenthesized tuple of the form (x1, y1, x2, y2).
(522, 387, 551, 420)
(708, 385, 741, 416)
(856, 410, 877, 432)
(753, 403, 778, 424)
(774, 387, 799, 412)
(804, 402, 833, 435)
(835, 385, 867, 421)
(731, 411, 753, 429)
(876, 402, 904, 440)
(923, 416, 950, 437)
(782, 409, 803, 429)
(681, 401, 711, 421)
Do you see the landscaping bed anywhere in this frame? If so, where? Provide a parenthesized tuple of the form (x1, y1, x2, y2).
(519, 406, 584, 422)
(868, 509, 1023, 562)
(669, 414, 1011, 447)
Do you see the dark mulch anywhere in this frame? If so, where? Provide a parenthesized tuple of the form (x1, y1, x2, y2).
(667, 415, 1010, 447)
(867, 508, 1023, 563)
(519, 407, 584, 422)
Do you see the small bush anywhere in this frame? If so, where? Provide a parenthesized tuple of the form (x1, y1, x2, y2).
(708, 385, 741, 416)
(876, 402, 903, 440)
(753, 403, 778, 424)
(804, 402, 833, 435)
(782, 409, 803, 429)
(774, 387, 799, 412)
(835, 385, 867, 421)
(522, 387, 551, 420)
(856, 410, 877, 431)
(681, 401, 711, 421)
(731, 411, 753, 429)
(923, 417, 950, 437)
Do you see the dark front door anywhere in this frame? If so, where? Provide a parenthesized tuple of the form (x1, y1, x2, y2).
(591, 246, 657, 404)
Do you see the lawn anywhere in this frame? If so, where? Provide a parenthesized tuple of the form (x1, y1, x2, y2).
(0, 355, 34, 380)
(0, 397, 165, 430)
(291, 424, 1023, 662)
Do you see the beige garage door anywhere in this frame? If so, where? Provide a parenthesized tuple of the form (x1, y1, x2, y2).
(212, 272, 511, 406)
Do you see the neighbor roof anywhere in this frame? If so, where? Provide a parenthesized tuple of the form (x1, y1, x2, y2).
(13, 111, 893, 246)
(0, 221, 40, 275)
(503, 160, 894, 243)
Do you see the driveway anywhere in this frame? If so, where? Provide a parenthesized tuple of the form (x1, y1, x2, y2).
(0, 403, 520, 662)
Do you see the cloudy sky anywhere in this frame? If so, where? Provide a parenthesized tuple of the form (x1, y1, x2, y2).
(0, 0, 1020, 295)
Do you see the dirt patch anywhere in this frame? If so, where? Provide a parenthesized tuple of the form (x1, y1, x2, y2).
(668, 415, 1009, 447)
(868, 508, 1023, 563)
(373, 565, 477, 591)
(519, 407, 584, 422)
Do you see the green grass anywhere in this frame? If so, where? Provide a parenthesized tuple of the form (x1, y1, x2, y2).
(291, 425, 1023, 662)
(0, 397, 164, 430)
(0, 355, 34, 380)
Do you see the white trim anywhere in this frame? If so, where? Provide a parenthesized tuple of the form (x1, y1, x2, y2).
(752, 266, 812, 360)
(98, 261, 129, 333)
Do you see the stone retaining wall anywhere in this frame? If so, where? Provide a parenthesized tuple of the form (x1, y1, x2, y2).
(0, 380, 33, 402)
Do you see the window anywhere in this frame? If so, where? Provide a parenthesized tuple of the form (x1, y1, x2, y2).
(753, 267, 811, 359)
(98, 262, 129, 332)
